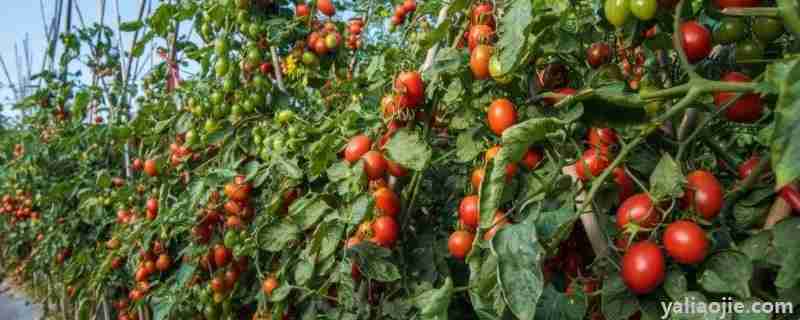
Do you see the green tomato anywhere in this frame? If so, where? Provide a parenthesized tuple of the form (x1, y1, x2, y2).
(236, 10, 250, 25)
(488, 55, 512, 84)
(210, 91, 225, 106)
(185, 130, 198, 145)
(215, 58, 230, 78)
(214, 103, 230, 119)
(735, 40, 764, 63)
(214, 38, 229, 56)
(204, 304, 220, 320)
(288, 126, 299, 137)
(222, 77, 239, 92)
(231, 104, 244, 116)
(302, 51, 319, 66)
(205, 119, 220, 134)
(629, 0, 657, 21)
(272, 137, 284, 150)
(276, 110, 294, 124)
(248, 23, 262, 39)
(605, 0, 630, 27)
(249, 92, 264, 109)
(242, 99, 255, 113)
(714, 17, 746, 44)
(752, 17, 784, 42)
(246, 47, 262, 65)
(201, 23, 214, 41)
(223, 230, 238, 248)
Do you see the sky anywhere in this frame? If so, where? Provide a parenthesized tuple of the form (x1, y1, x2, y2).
(0, 1, 147, 120)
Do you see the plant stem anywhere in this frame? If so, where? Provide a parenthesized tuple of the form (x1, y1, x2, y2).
(720, 7, 780, 17)
(702, 136, 738, 173)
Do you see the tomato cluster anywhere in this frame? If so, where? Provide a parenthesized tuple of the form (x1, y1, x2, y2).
(345, 18, 365, 50)
(390, 0, 417, 27)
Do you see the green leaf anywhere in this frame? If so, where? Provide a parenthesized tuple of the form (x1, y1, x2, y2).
(495, 0, 534, 74)
(663, 268, 688, 301)
(649, 153, 686, 201)
(347, 243, 401, 282)
(601, 274, 639, 320)
(456, 129, 482, 163)
(120, 21, 145, 32)
(416, 278, 453, 320)
(384, 129, 432, 171)
(491, 219, 546, 320)
(767, 58, 800, 189)
(259, 222, 301, 252)
(152, 300, 173, 320)
(738, 231, 772, 263)
(698, 251, 753, 298)
(558, 85, 649, 127)
(480, 117, 565, 229)
(175, 264, 196, 288)
(147, 4, 176, 36)
(289, 194, 334, 230)
(534, 284, 587, 320)
(530, 206, 579, 250)
(345, 194, 373, 226)
(772, 218, 800, 288)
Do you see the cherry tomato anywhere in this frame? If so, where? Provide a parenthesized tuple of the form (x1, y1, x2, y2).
(395, 71, 425, 108)
(737, 156, 761, 180)
(663, 220, 709, 264)
(468, 25, 495, 51)
(318, 0, 336, 16)
(295, 4, 310, 17)
(471, 167, 485, 190)
(714, 17, 747, 44)
(752, 17, 784, 42)
(617, 193, 660, 230)
(613, 167, 635, 203)
(459, 195, 480, 229)
(588, 127, 618, 149)
(371, 216, 399, 247)
(575, 148, 610, 181)
(713, 72, 763, 123)
(735, 40, 764, 63)
(605, 0, 630, 27)
(374, 187, 400, 217)
(344, 135, 372, 163)
(630, 0, 657, 21)
(587, 43, 612, 68)
(779, 185, 800, 213)
(522, 148, 543, 170)
(362, 151, 387, 180)
(715, 0, 760, 8)
(487, 98, 517, 136)
(386, 159, 408, 177)
(621, 241, 665, 294)
(470, 45, 493, 80)
(471, 3, 495, 27)
(680, 21, 712, 63)
(448, 230, 475, 259)
(683, 170, 723, 220)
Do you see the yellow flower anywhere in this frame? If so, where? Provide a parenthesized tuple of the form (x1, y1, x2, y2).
(284, 55, 298, 76)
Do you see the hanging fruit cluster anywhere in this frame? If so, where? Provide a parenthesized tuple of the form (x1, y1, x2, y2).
(346, 18, 365, 50)
(391, 0, 417, 27)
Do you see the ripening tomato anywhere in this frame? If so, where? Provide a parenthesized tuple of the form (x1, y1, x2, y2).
(155, 254, 171, 272)
(522, 148, 543, 170)
(471, 167, 485, 191)
(605, 0, 630, 27)
(471, 3, 495, 27)
(213, 245, 231, 267)
(262, 277, 279, 295)
(362, 151, 387, 180)
(295, 4, 310, 17)
(132, 158, 143, 171)
(318, 0, 336, 16)
(395, 71, 425, 108)
(144, 159, 158, 177)
(459, 195, 480, 229)
(737, 156, 761, 180)
(386, 159, 408, 177)
(588, 127, 618, 148)
(752, 17, 784, 42)
(714, 0, 760, 8)
(714, 17, 747, 44)
(467, 25, 495, 51)
(483, 211, 509, 240)
(663, 220, 709, 264)
(487, 98, 517, 136)
(344, 135, 371, 163)
(448, 230, 475, 259)
(575, 148, 610, 181)
(617, 193, 660, 230)
(371, 216, 399, 247)
(485, 145, 518, 180)
(146, 197, 159, 213)
(374, 187, 400, 217)
(402, 0, 417, 13)
(621, 241, 665, 294)
(713, 72, 763, 123)
(683, 170, 723, 220)
(470, 45, 493, 80)
(587, 42, 612, 68)
(680, 21, 712, 63)
(613, 167, 635, 202)
(630, 0, 657, 20)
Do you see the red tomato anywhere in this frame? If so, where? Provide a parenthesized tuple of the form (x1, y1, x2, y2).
(713, 72, 763, 123)
(295, 4, 310, 17)
(621, 241, 665, 294)
(344, 135, 371, 163)
(448, 230, 475, 259)
(386, 159, 408, 177)
(362, 151, 387, 180)
(213, 245, 231, 267)
(318, 0, 336, 16)
(522, 148, 543, 170)
(374, 187, 400, 217)
(471, 3, 495, 27)
(468, 25, 495, 51)
(680, 21, 712, 63)
(575, 148, 610, 181)
(617, 193, 660, 230)
(371, 216, 399, 247)
(613, 167, 635, 202)
(587, 42, 611, 68)
(779, 185, 800, 213)
(588, 127, 618, 148)
(459, 195, 480, 229)
(663, 220, 709, 264)
(144, 159, 158, 177)
(715, 0, 760, 8)
(395, 71, 425, 108)
(470, 45, 493, 80)
(487, 98, 517, 136)
(483, 211, 509, 240)
(402, 0, 417, 13)
(737, 156, 761, 180)
(683, 170, 723, 220)
(485, 145, 518, 181)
